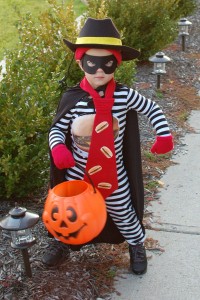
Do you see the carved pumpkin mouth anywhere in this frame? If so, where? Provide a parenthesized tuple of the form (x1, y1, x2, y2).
(54, 223, 87, 240)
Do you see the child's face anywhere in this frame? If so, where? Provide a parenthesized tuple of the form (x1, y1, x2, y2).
(78, 49, 117, 89)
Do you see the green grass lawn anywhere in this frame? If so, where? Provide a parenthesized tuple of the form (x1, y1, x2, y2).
(0, 0, 86, 59)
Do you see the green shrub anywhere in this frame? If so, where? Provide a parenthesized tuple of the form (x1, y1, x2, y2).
(0, 0, 82, 199)
(115, 60, 137, 87)
(176, 0, 197, 18)
(87, 0, 197, 60)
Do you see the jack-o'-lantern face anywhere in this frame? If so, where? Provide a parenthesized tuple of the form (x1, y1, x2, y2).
(42, 180, 107, 245)
(50, 204, 87, 240)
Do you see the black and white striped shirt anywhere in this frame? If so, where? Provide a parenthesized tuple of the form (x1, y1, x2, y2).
(49, 85, 170, 200)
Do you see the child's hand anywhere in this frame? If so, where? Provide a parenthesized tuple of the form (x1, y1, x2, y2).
(151, 135, 174, 154)
(51, 144, 75, 169)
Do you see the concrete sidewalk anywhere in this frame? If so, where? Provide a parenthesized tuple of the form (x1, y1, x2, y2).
(111, 110, 200, 300)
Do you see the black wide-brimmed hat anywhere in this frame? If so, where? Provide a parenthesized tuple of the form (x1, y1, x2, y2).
(63, 18, 140, 61)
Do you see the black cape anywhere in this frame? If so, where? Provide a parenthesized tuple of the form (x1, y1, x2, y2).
(49, 84, 145, 248)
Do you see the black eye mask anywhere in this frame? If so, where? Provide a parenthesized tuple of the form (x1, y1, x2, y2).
(81, 54, 118, 74)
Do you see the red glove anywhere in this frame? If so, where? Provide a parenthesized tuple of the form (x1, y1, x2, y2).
(51, 144, 75, 169)
(151, 135, 174, 154)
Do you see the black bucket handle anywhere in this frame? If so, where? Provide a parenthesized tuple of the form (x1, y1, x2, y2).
(75, 163, 97, 194)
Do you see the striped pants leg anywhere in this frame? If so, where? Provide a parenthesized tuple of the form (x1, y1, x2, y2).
(105, 194, 145, 245)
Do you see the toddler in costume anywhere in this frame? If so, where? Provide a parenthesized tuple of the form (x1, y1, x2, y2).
(42, 18, 174, 275)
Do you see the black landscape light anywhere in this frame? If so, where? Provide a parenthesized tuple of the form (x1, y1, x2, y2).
(0, 203, 39, 277)
(149, 52, 171, 89)
(178, 18, 192, 51)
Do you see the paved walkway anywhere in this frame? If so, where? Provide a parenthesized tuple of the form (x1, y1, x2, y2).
(111, 110, 200, 300)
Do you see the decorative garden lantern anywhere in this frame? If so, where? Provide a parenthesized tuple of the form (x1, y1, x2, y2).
(0, 203, 39, 277)
(178, 18, 192, 51)
(149, 52, 171, 89)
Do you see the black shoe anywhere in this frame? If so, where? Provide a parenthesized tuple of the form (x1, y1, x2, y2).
(42, 240, 70, 267)
(129, 243, 147, 275)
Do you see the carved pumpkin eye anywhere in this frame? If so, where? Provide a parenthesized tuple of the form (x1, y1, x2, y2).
(66, 206, 77, 222)
(51, 206, 59, 221)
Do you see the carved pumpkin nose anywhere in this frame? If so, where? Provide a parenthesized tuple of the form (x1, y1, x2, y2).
(60, 221, 68, 228)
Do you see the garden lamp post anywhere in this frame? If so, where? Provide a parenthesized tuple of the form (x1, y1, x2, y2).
(0, 202, 39, 277)
(178, 18, 192, 51)
(149, 52, 171, 89)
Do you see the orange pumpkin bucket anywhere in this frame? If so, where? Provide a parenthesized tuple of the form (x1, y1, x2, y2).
(42, 169, 107, 245)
